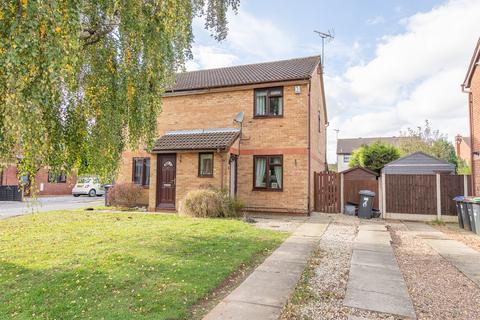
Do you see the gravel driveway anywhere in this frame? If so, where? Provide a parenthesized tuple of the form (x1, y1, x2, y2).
(282, 215, 480, 320)
(0, 195, 104, 220)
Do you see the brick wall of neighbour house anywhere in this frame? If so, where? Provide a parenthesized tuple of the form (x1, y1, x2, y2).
(455, 137, 471, 165)
(308, 66, 327, 210)
(0, 165, 76, 195)
(32, 168, 77, 196)
(471, 67, 480, 196)
(118, 77, 326, 214)
(1, 165, 18, 185)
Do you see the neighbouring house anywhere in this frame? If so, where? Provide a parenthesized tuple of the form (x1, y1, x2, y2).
(336, 137, 406, 172)
(116, 56, 328, 214)
(455, 135, 471, 165)
(381, 152, 455, 175)
(462, 37, 480, 196)
(0, 165, 76, 196)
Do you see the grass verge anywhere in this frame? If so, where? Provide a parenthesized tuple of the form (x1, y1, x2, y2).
(0, 210, 288, 319)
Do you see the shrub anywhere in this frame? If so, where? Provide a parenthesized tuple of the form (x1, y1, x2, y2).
(181, 188, 244, 218)
(108, 183, 144, 208)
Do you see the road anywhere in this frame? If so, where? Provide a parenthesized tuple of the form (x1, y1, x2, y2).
(0, 196, 104, 220)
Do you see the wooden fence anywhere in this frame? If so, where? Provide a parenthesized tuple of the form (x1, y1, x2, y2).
(385, 174, 437, 214)
(314, 170, 471, 219)
(314, 172, 340, 213)
(385, 174, 469, 216)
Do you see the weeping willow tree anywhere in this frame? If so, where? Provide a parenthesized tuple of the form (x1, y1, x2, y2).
(0, 0, 239, 186)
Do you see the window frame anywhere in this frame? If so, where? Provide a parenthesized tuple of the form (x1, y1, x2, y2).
(253, 87, 284, 118)
(343, 154, 351, 164)
(132, 157, 150, 187)
(47, 171, 67, 183)
(253, 155, 283, 192)
(198, 152, 214, 178)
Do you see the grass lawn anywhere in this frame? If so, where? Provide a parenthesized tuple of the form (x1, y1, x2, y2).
(0, 210, 288, 319)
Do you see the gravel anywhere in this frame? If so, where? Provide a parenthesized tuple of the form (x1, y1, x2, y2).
(281, 215, 397, 320)
(389, 221, 480, 320)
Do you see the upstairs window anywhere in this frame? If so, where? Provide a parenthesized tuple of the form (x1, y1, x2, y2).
(198, 153, 214, 177)
(343, 154, 351, 164)
(254, 155, 283, 191)
(254, 87, 283, 117)
(132, 157, 150, 187)
(48, 171, 67, 183)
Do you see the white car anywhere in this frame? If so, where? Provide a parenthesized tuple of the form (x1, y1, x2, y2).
(72, 176, 105, 197)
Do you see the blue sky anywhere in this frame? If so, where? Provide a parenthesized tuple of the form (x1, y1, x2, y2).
(187, 0, 480, 162)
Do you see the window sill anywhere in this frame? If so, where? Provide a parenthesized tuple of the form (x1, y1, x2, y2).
(252, 188, 283, 192)
(253, 115, 284, 119)
(198, 175, 214, 178)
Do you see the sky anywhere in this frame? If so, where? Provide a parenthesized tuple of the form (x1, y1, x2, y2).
(186, 0, 480, 163)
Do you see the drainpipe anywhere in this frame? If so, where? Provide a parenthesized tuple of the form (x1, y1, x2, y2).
(462, 84, 475, 195)
(307, 82, 311, 215)
(218, 149, 224, 190)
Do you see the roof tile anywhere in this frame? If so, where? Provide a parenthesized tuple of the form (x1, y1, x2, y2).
(169, 56, 321, 92)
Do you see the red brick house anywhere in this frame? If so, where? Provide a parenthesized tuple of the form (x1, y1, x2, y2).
(0, 165, 76, 196)
(116, 56, 328, 214)
(455, 135, 471, 166)
(463, 38, 480, 196)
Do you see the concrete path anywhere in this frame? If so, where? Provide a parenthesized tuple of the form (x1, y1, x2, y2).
(0, 196, 104, 220)
(203, 214, 329, 320)
(404, 222, 480, 287)
(344, 223, 416, 319)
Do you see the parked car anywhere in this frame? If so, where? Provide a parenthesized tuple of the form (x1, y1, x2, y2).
(72, 176, 105, 197)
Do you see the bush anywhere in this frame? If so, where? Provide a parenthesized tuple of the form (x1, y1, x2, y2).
(181, 188, 244, 218)
(108, 183, 144, 208)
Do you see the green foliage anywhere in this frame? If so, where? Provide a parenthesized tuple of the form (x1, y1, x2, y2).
(457, 158, 472, 175)
(0, 210, 287, 319)
(0, 0, 239, 185)
(400, 120, 461, 171)
(349, 141, 401, 172)
(181, 188, 244, 218)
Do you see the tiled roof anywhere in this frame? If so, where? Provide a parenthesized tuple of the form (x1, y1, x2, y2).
(152, 128, 240, 152)
(337, 137, 407, 154)
(169, 56, 321, 92)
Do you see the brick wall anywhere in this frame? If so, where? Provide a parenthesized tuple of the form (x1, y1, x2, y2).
(470, 67, 480, 195)
(0, 166, 76, 196)
(455, 135, 471, 166)
(119, 78, 326, 213)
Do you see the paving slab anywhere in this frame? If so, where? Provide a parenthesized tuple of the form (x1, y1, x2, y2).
(405, 222, 480, 287)
(203, 300, 280, 320)
(344, 223, 416, 319)
(203, 216, 329, 320)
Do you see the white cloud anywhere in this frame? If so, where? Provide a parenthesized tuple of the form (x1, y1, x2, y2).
(188, 7, 295, 70)
(186, 45, 238, 71)
(326, 0, 480, 163)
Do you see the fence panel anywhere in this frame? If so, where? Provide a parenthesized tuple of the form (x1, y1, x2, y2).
(0, 185, 23, 201)
(441, 175, 466, 215)
(385, 174, 437, 214)
(314, 172, 340, 213)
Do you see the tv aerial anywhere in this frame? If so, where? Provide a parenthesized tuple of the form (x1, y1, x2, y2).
(314, 30, 335, 74)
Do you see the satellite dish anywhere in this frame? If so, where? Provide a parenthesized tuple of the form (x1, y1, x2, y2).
(234, 111, 244, 124)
